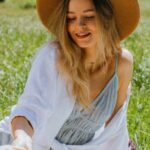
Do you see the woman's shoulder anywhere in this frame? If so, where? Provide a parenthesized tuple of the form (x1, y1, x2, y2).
(117, 48, 133, 92)
(118, 48, 133, 78)
(36, 40, 58, 57)
(32, 40, 59, 64)
(119, 48, 133, 66)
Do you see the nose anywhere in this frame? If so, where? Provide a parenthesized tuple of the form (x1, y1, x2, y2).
(76, 17, 86, 28)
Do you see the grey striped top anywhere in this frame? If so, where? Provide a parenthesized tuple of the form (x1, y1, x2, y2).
(55, 53, 119, 145)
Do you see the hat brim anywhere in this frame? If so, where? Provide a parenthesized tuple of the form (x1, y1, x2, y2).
(36, 0, 140, 41)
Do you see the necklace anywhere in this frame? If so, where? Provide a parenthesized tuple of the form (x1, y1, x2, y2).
(87, 61, 96, 66)
(84, 59, 96, 66)
(90, 62, 95, 64)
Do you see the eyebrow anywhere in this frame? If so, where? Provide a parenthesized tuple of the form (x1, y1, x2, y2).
(67, 9, 95, 14)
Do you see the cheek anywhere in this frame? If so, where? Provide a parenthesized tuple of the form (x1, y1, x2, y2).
(89, 22, 97, 32)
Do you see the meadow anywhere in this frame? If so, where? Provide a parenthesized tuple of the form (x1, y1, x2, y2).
(0, 0, 150, 149)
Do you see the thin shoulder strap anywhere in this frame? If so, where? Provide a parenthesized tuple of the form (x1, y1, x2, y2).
(115, 52, 119, 73)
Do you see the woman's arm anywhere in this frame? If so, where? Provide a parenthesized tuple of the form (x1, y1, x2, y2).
(11, 116, 34, 138)
(11, 116, 34, 149)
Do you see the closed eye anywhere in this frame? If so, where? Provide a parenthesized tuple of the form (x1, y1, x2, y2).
(84, 16, 95, 20)
(67, 16, 95, 23)
(67, 17, 76, 22)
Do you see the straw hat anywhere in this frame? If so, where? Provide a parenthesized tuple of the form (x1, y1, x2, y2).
(36, 0, 140, 40)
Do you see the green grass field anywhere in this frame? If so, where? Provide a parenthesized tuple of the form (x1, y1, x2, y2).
(0, 0, 150, 149)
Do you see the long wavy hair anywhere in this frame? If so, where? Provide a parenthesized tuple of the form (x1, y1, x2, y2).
(47, 0, 121, 111)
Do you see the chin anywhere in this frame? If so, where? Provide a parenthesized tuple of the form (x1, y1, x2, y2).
(76, 43, 94, 49)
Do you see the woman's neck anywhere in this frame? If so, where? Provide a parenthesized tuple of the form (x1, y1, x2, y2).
(82, 47, 114, 75)
(83, 47, 98, 65)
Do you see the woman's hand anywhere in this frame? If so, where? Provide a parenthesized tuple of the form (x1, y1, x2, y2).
(11, 130, 32, 150)
(10, 116, 34, 150)
(0, 132, 32, 150)
(0, 130, 32, 150)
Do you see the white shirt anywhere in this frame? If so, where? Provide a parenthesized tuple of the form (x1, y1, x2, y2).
(2, 41, 131, 150)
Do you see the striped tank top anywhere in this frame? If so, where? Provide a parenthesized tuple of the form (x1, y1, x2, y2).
(55, 53, 119, 145)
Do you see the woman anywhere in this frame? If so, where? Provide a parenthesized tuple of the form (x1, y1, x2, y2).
(0, 0, 140, 149)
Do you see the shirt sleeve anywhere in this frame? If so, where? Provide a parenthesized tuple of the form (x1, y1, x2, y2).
(9, 43, 57, 134)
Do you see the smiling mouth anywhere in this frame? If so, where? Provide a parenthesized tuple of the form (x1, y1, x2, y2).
(76, 33, 91, 39)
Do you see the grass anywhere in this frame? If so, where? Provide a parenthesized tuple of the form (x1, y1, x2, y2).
(0, 0, 150, 149)
(0, 0, 50, 117)
(124, 1, 150, 149)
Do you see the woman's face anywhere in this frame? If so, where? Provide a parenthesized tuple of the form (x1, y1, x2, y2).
(67, 0, 99, 49)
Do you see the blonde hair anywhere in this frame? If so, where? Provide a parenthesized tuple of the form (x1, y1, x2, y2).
(47, 0, 121, 111)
